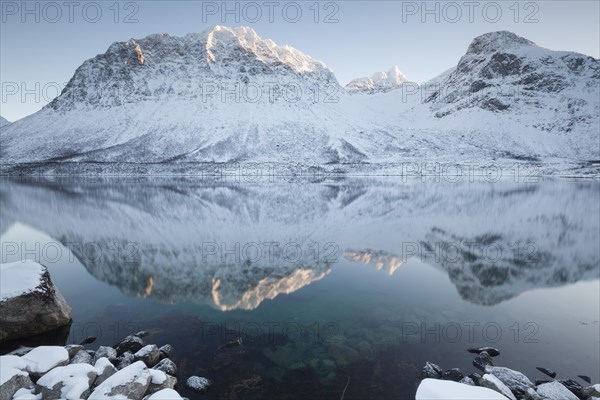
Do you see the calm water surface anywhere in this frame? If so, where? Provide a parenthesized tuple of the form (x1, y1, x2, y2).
(1, 177, 598, 399)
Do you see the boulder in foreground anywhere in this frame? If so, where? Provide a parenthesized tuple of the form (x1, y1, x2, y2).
(0, 261, 73, 342)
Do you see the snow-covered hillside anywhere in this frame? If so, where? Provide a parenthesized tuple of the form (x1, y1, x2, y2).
(0, 28, 598, 170)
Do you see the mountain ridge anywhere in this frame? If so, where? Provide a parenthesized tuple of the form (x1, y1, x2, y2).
(1, 27, 598, 170)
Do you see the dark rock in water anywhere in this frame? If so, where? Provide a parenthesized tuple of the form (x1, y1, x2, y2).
(535, 379, 552, 386)
(467, 347, 500, 357)
(159, 344, 173, 359)
(214, 338, 246, 369)
(536, 367, 557, 378)
(468, 373, 482, 385)
(79, 336, 97, 345)
(442, 368, 464, 382)
(420, 362, 443, 379)
(187, 376, 212, 393)
(115, 335, 144, 355)
(218, 337, 243, 350)
(558, 379, 585, 399)
(154, 358, 177, 376)
(134, 330, 150, 338)
(473, 351, 493, 372)
(577, 375, 591, 384)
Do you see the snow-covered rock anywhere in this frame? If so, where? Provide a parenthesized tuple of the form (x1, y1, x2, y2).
(0, 261, 72, 342)
(484, 366, 534, 393)
(186, 376, 212, 393)
(0, 367, 33, 400)
(416, 378, 510, 399)
(22, 346, 69, 376)
(143, 388, 183, 400)
(11, 388, 41, 400)
(153, 359, 177, 376)
(535, 381, 579, 400)
(88, 361, 151, 399)
(94, 357, 117, 386)
(480, 374, 517, 400)
(0, 117, 10, 128)
(346, 65, 408, 93)
(35, 363, 97, 399)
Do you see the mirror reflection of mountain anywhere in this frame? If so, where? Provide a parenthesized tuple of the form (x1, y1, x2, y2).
(1, 177, 598, 308)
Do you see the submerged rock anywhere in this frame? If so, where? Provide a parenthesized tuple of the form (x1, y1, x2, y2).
(468, 347, 500, 357)
(0, 261, 72, 342)
(186, 376, 212, 393)
(535, 367, 557, 378)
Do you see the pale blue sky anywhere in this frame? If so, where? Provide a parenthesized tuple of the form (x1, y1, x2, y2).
(1, 0, 599, 121)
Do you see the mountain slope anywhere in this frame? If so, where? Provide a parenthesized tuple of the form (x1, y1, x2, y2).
(0, 117, 11, 128)
(0, 28, 598, 169)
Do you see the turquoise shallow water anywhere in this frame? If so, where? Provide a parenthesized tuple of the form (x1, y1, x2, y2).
(1, 177, 598, 398)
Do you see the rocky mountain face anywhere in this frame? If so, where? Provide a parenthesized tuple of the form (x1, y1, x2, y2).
(345, 65, 408, 93)
(0, 117, 11, 128)
(424, 31, 599, 128)
(0, 28, 598, 168)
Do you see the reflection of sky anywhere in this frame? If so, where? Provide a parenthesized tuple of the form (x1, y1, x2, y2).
(2, 221, 599, 381)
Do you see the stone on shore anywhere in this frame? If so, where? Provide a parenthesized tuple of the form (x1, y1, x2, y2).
(35, 363, 97, 399)
(0, 261, 72, 342)
(535, 381, 579, 400)
(88, 361, 151, 400)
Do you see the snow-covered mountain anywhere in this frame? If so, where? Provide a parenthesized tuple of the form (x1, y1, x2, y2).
(345, 65, 408, 93)
(0, 117, 11, 128)
(1, 178, 598, 308)
(0, 28, 598, 170)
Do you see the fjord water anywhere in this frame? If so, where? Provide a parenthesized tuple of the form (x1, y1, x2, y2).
(1, 177, 598, 399)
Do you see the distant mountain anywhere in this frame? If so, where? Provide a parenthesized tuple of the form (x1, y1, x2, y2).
(0, 117, 11, 128)
(346, 65, 408, 93)
(1, 28, 598, 170)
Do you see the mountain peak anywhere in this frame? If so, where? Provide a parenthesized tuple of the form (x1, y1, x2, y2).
(467, 31, 535, 55)
(346, 65, 408, 93)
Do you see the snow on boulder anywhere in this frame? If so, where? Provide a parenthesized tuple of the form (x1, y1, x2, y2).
(480, 374, 516, 400)
(143, 388, 183, 400)
(416, 378, 510, 399)
(0, 367, 33, 400)
(0, 261, 72, 342)
(484, 366, 534, 393)
(22, 346, 69, 376)
(36, 363, 97, 399)
(0, 355, 27, 370)
(88, 360, 151, 399)
(536, 381, 579, 400)
(11, 388, 41, 400)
